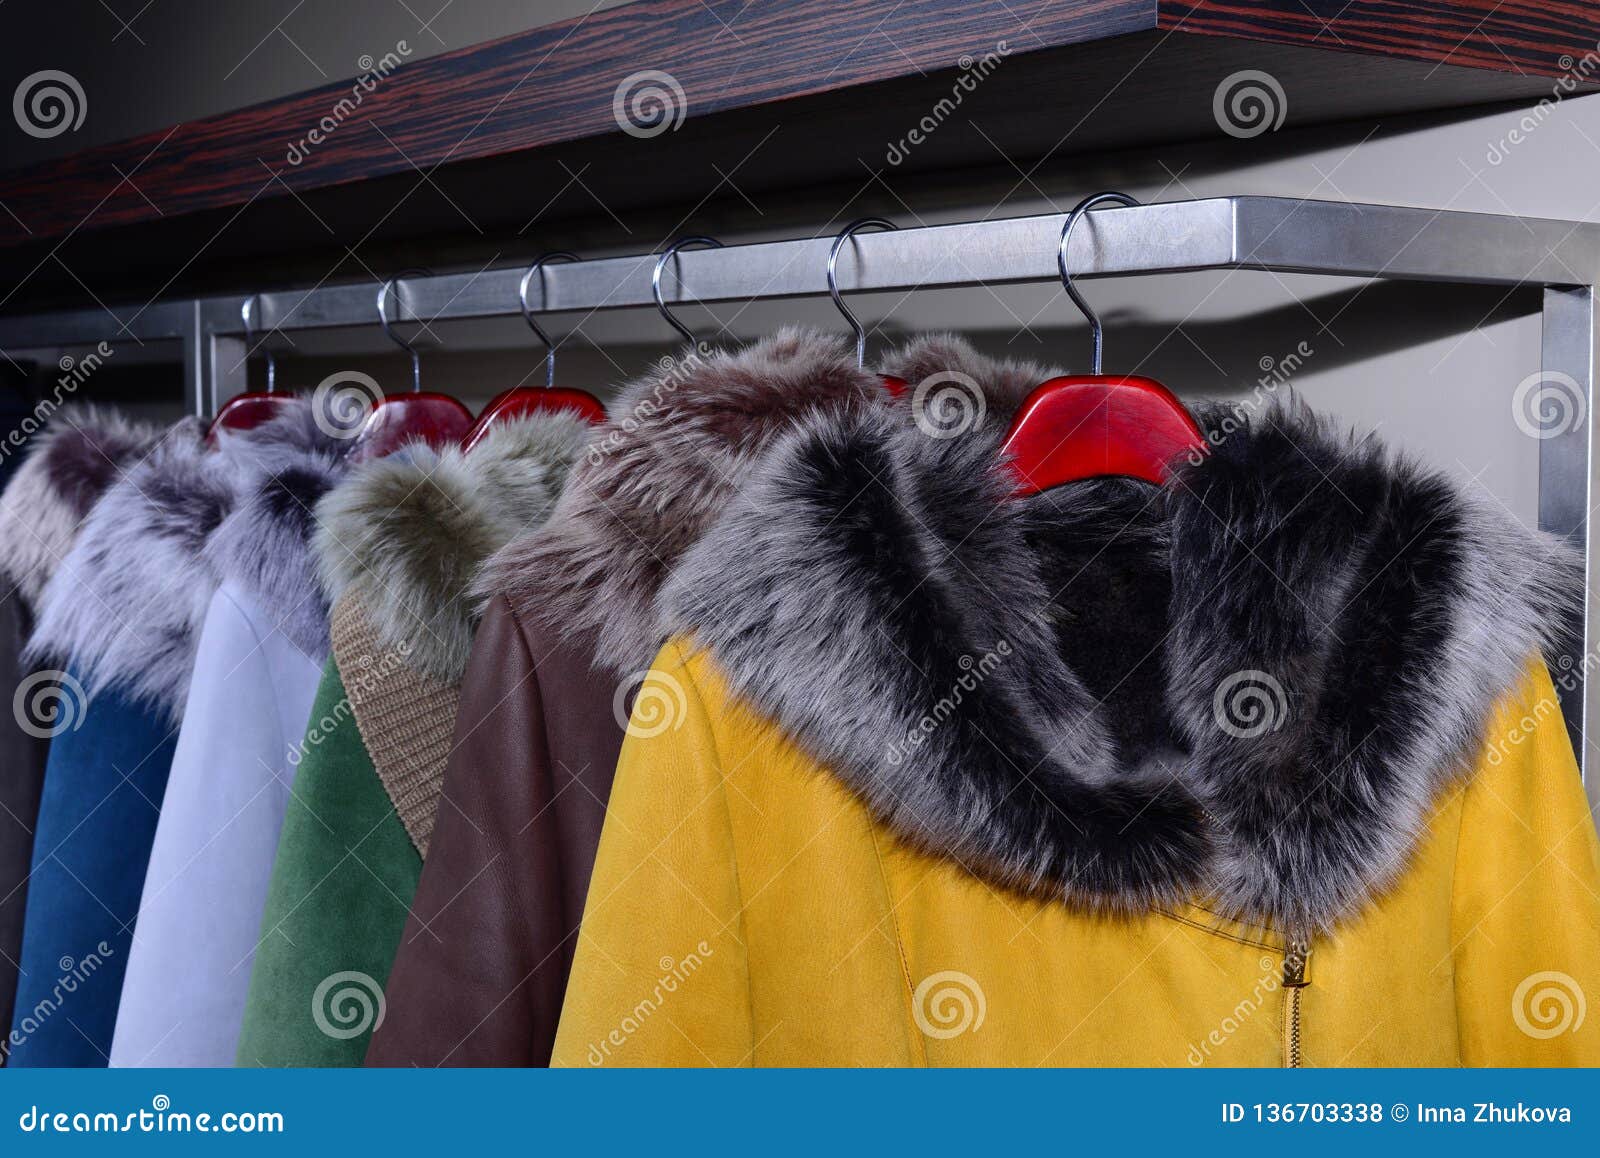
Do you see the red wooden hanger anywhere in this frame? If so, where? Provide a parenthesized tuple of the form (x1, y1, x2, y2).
(1002, 192, 1204, 496)
(357, 271, 475, 461)
(829, 217, 907, 397)
(207, 295, 300, 443)
(461, 252, 606, 452)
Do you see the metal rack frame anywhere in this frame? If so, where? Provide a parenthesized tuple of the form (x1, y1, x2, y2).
(2, 195, 1597, 792)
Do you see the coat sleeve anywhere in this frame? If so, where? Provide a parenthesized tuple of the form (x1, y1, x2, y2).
(1452, 657, 1600, 1065)
(367, 597, 562, 1066)
(550, 640, 754, 1068)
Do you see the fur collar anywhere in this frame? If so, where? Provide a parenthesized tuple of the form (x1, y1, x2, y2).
(473, 327, 890, 678)
(204, 404, 352, 661)
(664, 399, 1580, 931)
(878, 331, 1058, 429)
(27, 404, 349, 723)
(316, 410, 590, 683)
(0, 405, 166, 612)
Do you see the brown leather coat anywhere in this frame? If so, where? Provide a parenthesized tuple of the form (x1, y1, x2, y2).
(367, 599, 623, 1065)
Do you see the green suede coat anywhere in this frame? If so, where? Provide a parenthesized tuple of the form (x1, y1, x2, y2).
(236, 659, 420, 1067)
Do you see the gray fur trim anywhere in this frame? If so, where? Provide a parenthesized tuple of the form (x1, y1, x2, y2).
(26, 403, 352, 724)
(473, 327, 889, 678)
(665, 398, 1581, 930)
(879, 331, 1061, 429)
(203, 405, 354, 662)
(316, 410, 589, 684)
(0, 405, 166, 611)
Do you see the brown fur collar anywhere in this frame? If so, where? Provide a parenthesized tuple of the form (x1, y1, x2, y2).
(474, 329, 1063, 678)
(0, 405, 167, 612)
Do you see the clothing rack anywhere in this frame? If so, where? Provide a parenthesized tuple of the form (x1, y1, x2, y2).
(1, 194, 1597, 783)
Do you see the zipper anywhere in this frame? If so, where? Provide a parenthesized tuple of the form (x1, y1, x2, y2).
(1281, 932, 1312, 1068)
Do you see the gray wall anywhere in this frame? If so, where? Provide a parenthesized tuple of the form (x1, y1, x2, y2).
(5, 0, 1597, 535)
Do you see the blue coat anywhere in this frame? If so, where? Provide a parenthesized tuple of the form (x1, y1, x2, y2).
(5, 670, 176, 1066)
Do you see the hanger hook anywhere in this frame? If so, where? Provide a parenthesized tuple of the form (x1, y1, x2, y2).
(518, 252, 579, 389)
(240, 294, 278, 395)
(828, 217, 897, 368)
(376, 268, 435, 393)
(652, 236, 723, 346)
(1058, 192, 1140, 375)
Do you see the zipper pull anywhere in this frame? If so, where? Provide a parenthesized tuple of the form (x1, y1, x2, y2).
(1283, 932, 1311, 988)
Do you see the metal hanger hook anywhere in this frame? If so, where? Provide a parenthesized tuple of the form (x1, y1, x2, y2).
(240, 294, 278, 394)
(376, 267, 435, 393)
(828, 217, 897, 368)
(518, 252, 580, 389)
(652, 236, 723, 346)
(1058, 191, 1140, 374)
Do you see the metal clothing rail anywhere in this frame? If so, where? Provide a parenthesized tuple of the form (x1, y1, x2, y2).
(1, 195, 1598, 792)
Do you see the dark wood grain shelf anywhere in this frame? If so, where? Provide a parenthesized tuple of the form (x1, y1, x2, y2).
(2, 0, 1595, 309)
